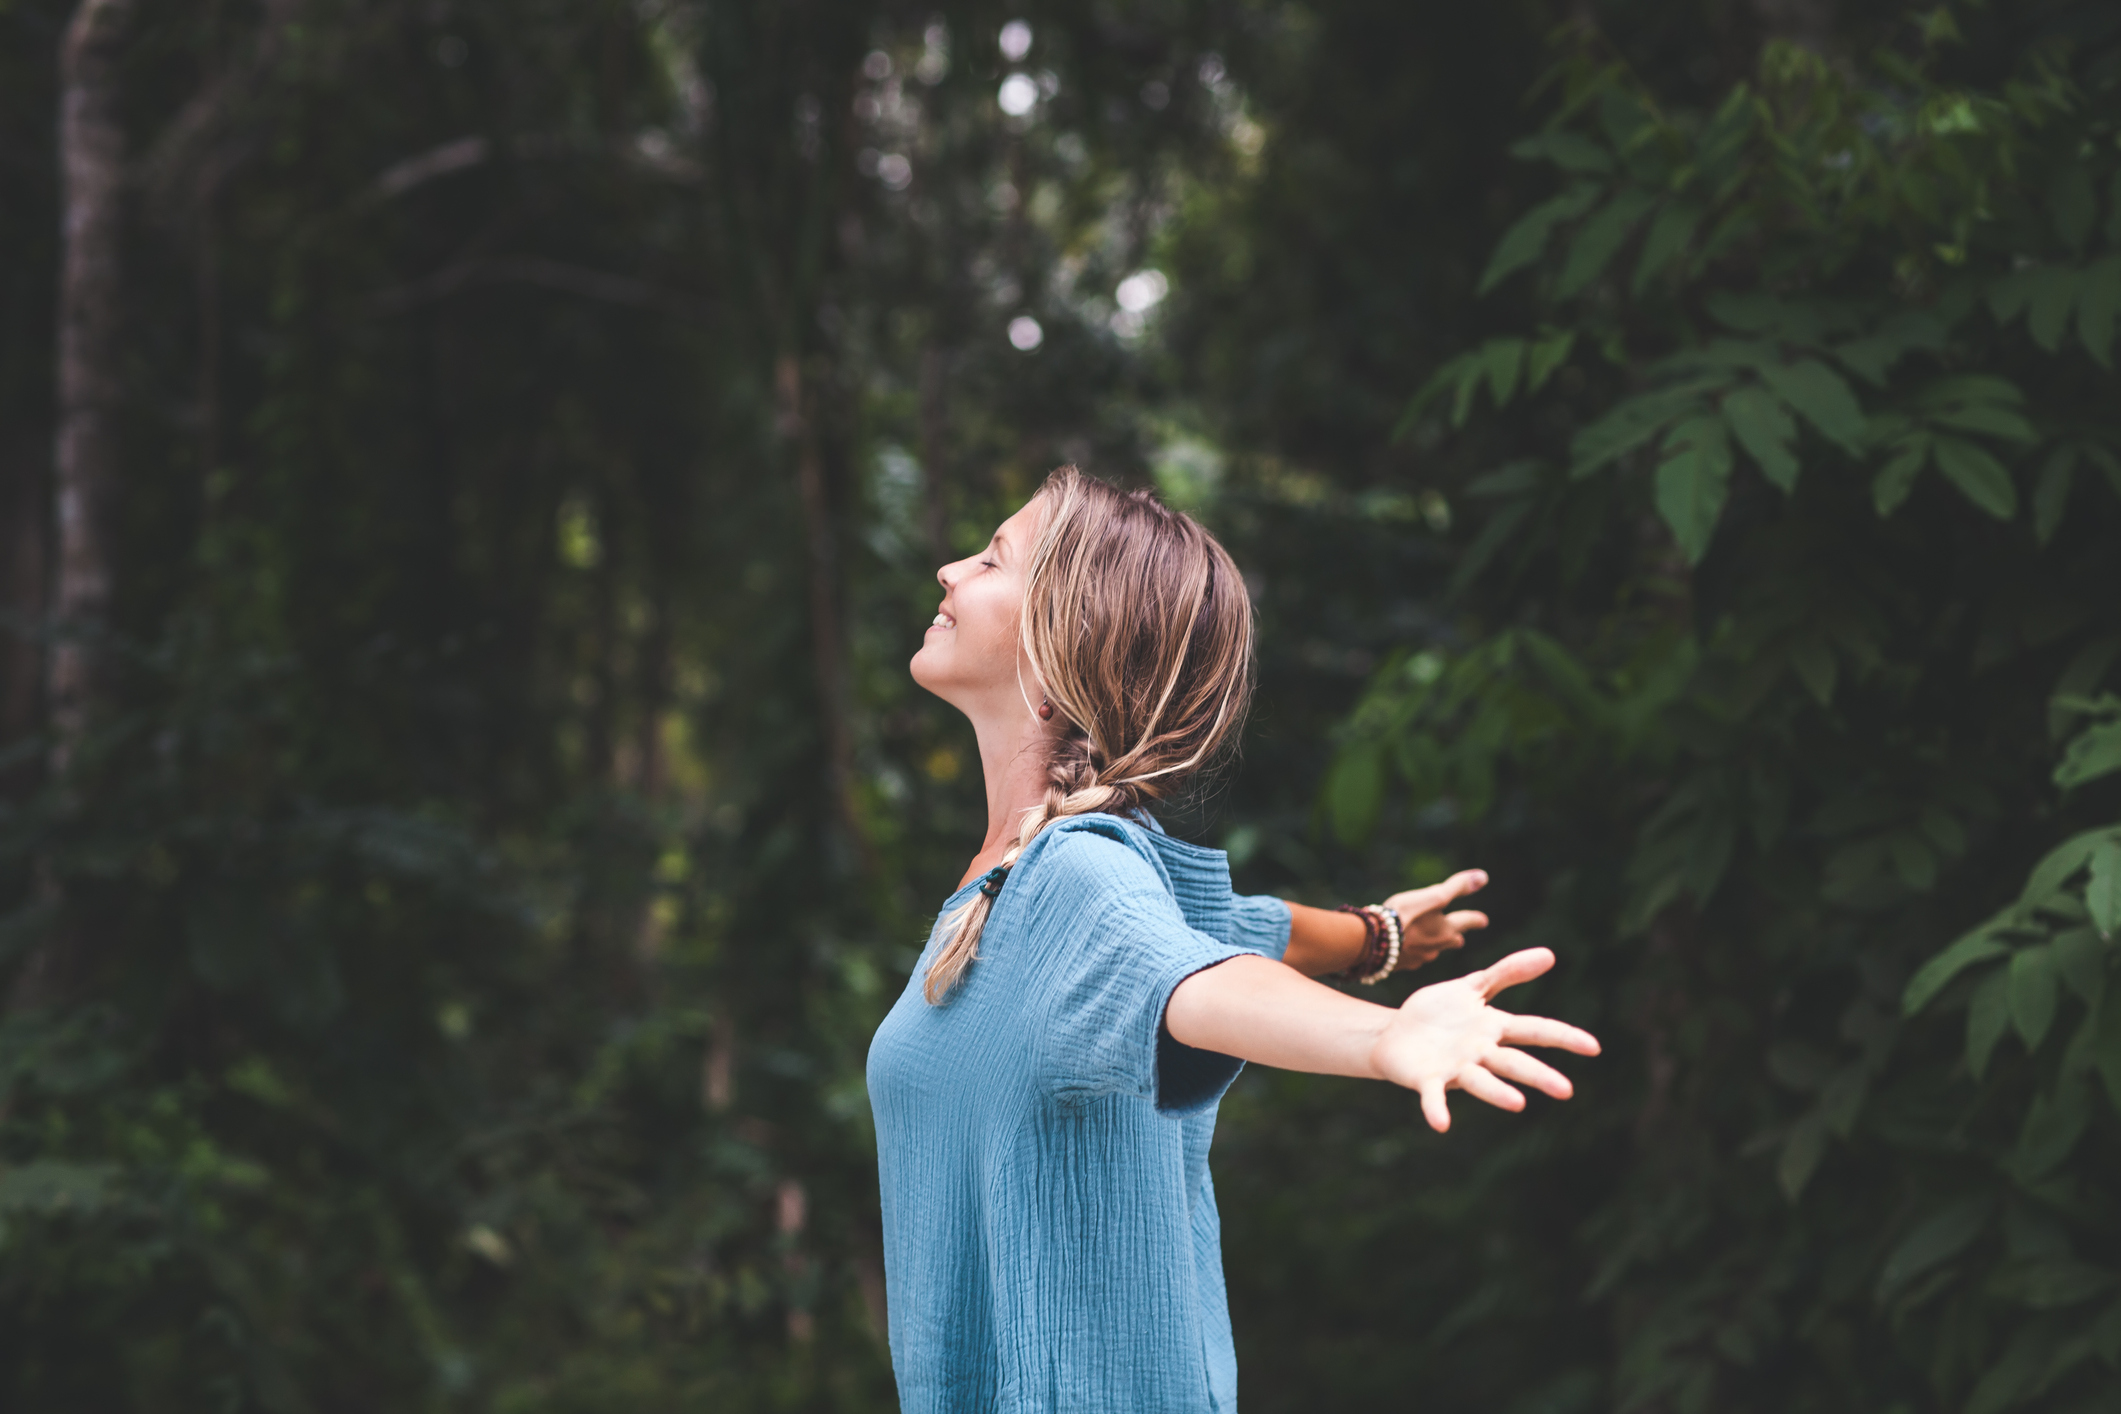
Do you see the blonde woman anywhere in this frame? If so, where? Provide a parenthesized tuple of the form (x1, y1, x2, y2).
(867, 467, 1599, 1412)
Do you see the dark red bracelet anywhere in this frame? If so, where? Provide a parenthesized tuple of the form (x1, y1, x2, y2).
(1335, 903, 1385, 977)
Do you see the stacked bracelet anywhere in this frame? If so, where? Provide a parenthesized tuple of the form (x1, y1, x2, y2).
(1334, 903, 1404, 985)
(1335, 904, 1382, 975)
(1355, 904, 1402, 985)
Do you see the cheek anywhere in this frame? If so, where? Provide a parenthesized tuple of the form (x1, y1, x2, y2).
(955, 593, 1021, 673)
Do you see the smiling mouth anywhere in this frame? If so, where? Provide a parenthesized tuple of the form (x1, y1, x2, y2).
(930, 611, 955, 629)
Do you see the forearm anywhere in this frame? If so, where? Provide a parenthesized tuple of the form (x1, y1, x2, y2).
(1279, 900, 1369, 977)
(1164, 954, 1389, 1078)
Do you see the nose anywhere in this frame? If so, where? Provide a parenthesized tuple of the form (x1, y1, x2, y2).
(936, 559, 958, 591)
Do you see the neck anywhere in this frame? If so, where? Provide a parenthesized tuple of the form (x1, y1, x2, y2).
(961, 705, 1053, 886)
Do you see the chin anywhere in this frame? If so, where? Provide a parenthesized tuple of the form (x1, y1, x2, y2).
(909, 644, 947, 694)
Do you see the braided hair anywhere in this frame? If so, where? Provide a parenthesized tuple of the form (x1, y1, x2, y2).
(924, 466, 1255, 1003)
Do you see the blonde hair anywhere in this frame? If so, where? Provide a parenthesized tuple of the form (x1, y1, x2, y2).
(924, 466, 1255, 1003)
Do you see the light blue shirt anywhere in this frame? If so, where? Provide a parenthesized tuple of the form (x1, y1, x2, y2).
(866, 813, 1292, 1413)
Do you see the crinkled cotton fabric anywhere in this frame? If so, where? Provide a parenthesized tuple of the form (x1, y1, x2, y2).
(867, 813, 1292, 1414)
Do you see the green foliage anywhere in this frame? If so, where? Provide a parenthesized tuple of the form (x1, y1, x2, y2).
(1326, 4, 2121, 1411)
(8, 1, 2121, 1412)
(2, 0, 1235, 1407)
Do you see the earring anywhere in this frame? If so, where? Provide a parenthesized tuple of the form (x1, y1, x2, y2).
(1037, 696, 1054, 721)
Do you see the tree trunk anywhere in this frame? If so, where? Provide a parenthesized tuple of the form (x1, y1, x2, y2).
(48, 0, 132, 776)
(15, 0, 132, 1014)
(776, 353, 873, 871)
(0, 436, 46, 786)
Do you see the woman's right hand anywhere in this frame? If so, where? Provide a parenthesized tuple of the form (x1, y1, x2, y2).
(1369, 947, 1601, 1132)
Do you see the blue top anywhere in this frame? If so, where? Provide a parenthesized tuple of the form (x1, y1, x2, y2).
(866, 813, 1292, 1414)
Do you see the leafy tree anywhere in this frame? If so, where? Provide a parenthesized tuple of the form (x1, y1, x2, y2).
(1315, 3, 2121, 1409)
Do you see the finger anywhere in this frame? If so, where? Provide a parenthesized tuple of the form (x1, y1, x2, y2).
(1391, 869, 1490, 918)
(1483, 1045, 1574, 1100)
(1400, 928, 1467, 957)
(1439, 868, 1490, 902)
(1497, 1013, 1602, 1056)
(1473, 947, 1555, 998)
(1419, 1079, 1451, 1133)
(1453, 1064, 1525, 1112)
(1406, 911, 1484, 945)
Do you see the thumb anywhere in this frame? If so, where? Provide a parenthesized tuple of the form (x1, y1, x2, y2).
(1475, 947, 1557, 999)
(1419, 1079, 1452, 1133)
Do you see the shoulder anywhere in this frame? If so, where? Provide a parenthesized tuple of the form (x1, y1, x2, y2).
(1013, 814, 1173, 909)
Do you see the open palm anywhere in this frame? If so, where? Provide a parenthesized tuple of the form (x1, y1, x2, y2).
(1370, 947, 1600, 1132)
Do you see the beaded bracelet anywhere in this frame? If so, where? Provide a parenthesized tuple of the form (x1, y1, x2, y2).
(1353, 904, 1402, 985)
(1334, 904, 1384, 976)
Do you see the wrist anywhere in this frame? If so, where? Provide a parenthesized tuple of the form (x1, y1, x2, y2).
(1360, 1005, 1401, 1082)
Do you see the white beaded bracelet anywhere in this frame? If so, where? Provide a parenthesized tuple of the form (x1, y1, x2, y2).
(1355, 904, 1402, 985)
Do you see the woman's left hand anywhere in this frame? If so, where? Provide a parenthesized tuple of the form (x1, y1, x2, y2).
(1382, 869, 1491, 973)
(1370, 947, 1600, 1132)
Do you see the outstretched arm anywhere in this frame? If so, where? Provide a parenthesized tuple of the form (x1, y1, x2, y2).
(1163, 947, 1599, 1132)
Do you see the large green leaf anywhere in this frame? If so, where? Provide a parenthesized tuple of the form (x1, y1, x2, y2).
(1655, 415, 1733, 563)
(1759, 360, 1866, 454)
(2095, 990, 2121, 1109)
(1478, 183, 1601, 295)
(2008, 945, 2059, 1051)
(1568, 381, 1720, 479)
(1835, 310, 1948, 385)
(1630, 199, 1700, 293)
(2088, 840, 2121, 939)
(2052, 927, 2109, 1005)
(1872, 436, 1930, 516)
(1875, 1197, 1990, 1302)
(1482, 338, 1526, 410)
(2015, 1079, 2093, 1178)
(1525, 328, 1576, 392)
(2033, 446, 2076, 544)
(1964, 1327, 2050, 1414)
(2025, 827, 2118, 904)
(1721, 385, 1799, 492)
(2056, 722, 2121, 792)
(1933, 435, 2018, 520)
(1555, 189, 1658, 299)
(1928, 403, 2036, 444)
(2077, 254, 2119, 368)
(1968, 968, 2012, 1079)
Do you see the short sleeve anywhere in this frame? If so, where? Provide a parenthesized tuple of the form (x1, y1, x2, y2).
(1020, 829, 1251, 1113)
(1226, 893, 1292, 960)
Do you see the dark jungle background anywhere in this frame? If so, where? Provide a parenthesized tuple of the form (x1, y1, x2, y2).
(3, 0, 2119, 1410)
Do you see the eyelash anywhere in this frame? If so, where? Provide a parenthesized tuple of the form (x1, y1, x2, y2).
(980, 558, 998, 569)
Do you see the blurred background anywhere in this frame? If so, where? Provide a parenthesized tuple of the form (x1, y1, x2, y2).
(3, 0, 2119, 1409)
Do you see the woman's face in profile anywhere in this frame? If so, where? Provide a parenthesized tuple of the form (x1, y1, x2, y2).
(910, 497, 1045, 715)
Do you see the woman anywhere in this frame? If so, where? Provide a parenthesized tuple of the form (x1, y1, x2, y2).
(867, 467, 1599, 1413)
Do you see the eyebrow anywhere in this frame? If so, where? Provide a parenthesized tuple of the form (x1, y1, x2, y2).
(991, 532, 1011, 556)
